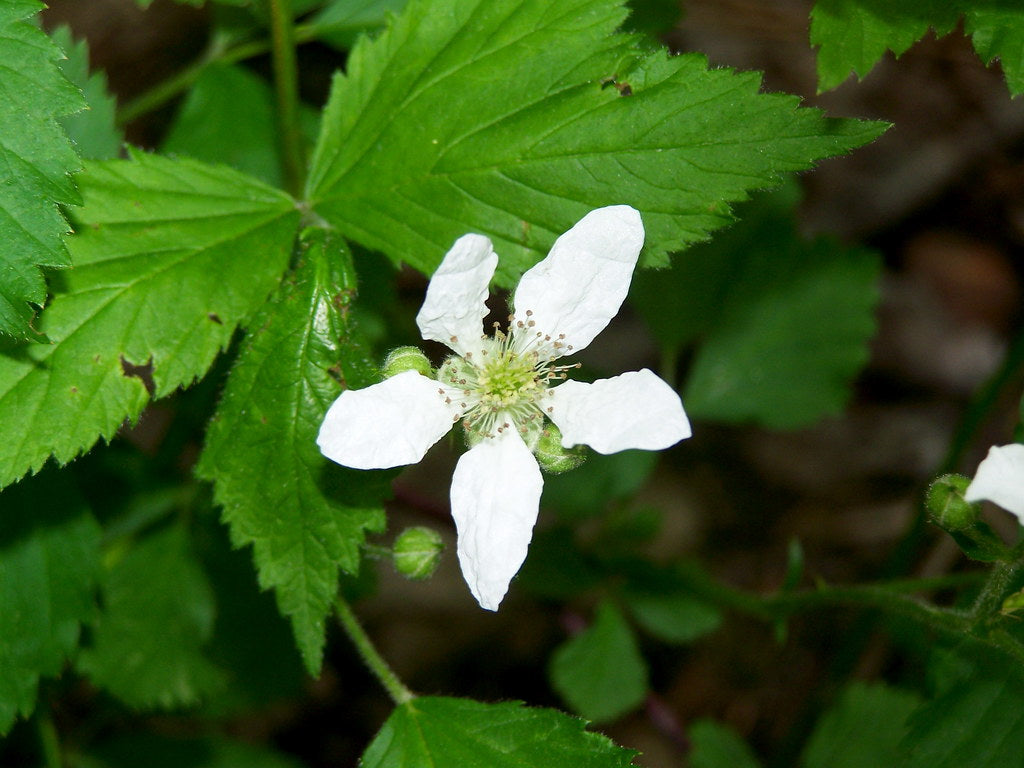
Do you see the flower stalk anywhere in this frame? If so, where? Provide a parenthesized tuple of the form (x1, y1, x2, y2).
(334, 595, 414, 705)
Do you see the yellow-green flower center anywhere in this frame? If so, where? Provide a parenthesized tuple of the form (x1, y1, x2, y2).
(437, 317, 578, 446)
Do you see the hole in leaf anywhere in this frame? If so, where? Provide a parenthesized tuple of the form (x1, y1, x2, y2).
(120, 355, 155, 395)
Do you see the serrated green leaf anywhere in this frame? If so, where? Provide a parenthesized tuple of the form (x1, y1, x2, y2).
(0, 471, 99, 735)
(0, 152, 300, 491)
(76, 526, 225, 709)
(633, 185, 880, 429)
(83, 733, 307, 768)
(689, 720, 762, 768)
(307, 0, 884, 284)
(811, 1, 1024, 96)
(897, 660, 1024, 768)
(197, 229, 386, 675)
(162, 63, 319, 188)
(360, 697, 638, 767)
(549, 600, 648, 723)
(0, 0, 85, 338)
(52, 26, 122, 160)
(802, 682, 921, 768)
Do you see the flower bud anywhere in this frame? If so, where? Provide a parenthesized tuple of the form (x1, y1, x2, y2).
(927, 473, 1009, 562)
(927, 474, 977, 532)
(534, 425, 586, 474)
(383, 346, 432, 378)
(393, 526, 444, 580)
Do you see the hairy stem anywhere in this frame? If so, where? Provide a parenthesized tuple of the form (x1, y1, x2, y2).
(334, 596, 414, 705)
(267, 0, 305, 195)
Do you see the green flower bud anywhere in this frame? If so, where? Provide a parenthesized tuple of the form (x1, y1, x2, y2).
(383, 346, 432, 378)
(926, 474, 977, 532)
(534, 424, 586, 474)
(927, 474, 1009, 562)
(1002, 587, 1024, 617)
(393, 526, 444, 581)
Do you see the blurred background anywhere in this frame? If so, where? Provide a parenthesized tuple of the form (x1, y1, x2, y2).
(21, 1, 1024, 766)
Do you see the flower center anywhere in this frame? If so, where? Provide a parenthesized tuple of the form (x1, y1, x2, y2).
(437, 312, 578, 446)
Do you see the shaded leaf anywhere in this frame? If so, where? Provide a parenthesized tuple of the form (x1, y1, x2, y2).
(549, 600, 648, 723)
(162, 63, 319, 188)
(0, 472, 99, 734)
(802, 682, 921, 768)
(633, 184, 880, 429)
(76, 526, 224, 708)
(83, 733, 307, 768)
(689, 720, 762, 768)
(52, 25, 121, 160)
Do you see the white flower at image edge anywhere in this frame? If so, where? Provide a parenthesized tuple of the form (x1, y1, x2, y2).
(965, 443, 1024, 523)
(317, 206, 691, 610)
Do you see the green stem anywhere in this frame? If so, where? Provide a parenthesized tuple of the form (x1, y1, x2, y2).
(968, 547, 1024, 627)
(267, 0, 305, 196)
(37, 711, 61, 768)
(334, 595, 414, 705)
(116, 22, 323, 129)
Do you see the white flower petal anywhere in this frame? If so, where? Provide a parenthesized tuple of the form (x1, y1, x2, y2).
(546, 369, 691, 454)
(450, 429, 543, 611)
(416, 233, 497, 357)
(317, 370, 460, 470)
(513, 205, 643, 356)
(965, 444, 1024, 522)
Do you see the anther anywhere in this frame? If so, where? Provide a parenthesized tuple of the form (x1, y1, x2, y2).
(526, 310, 533, 316)
(450, 335, 458, 343)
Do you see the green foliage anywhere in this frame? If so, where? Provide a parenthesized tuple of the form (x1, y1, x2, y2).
(162, 63, 318, 188)
(76, 526, 224, 708)
(632, 185, 881, 429)
(811, 0, 1024, 95)
(802, 682, 921, 768)
(689, 720, 762, 768)
(0, 152, 300, 491)
(197, 230, 387, 675)
(311, 0, 409, 50)
(82, 733, 307, 768)
(0, 0, 84, 339)
(52, 26, 121, 161)
(549, 600, 649, 723)
(360, 697, 638, 767)
(623, 588, 722, 644)
(307, 0, 884, 283)
(897, 658, 1024, 768)
(0, 472, 99, 735)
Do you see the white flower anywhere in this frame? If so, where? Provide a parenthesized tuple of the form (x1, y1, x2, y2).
(965, 444, 1024, 523)
(317, 206, 691, 610)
